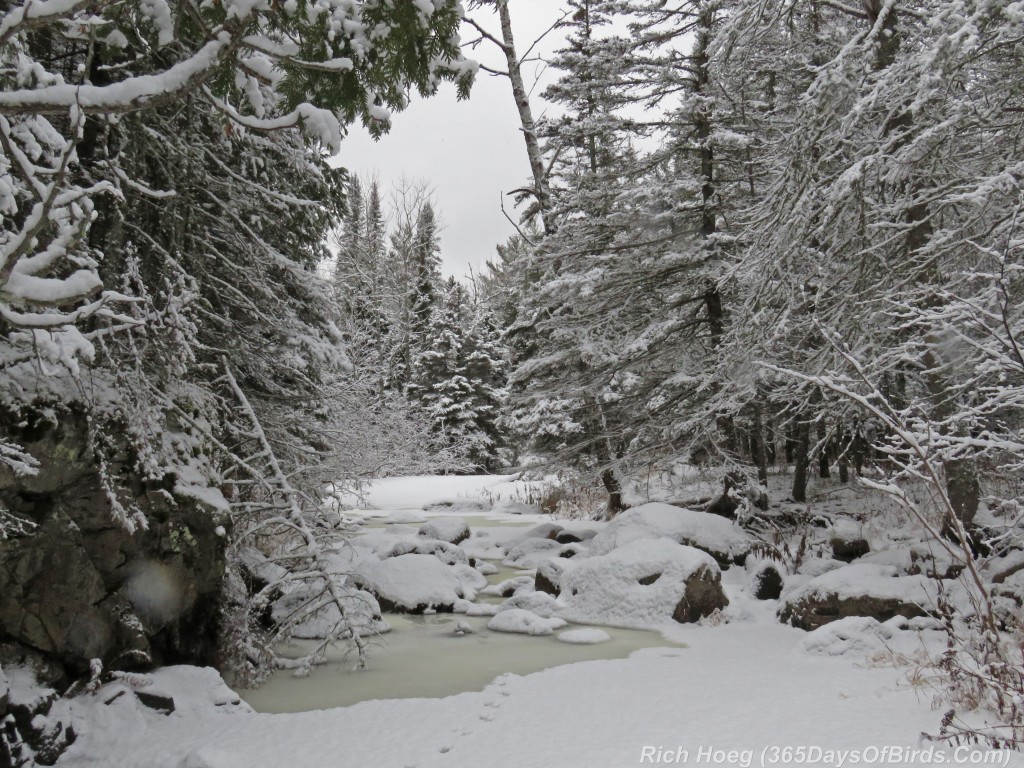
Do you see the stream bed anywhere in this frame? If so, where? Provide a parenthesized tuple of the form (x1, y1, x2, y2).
(239, 513, 682, 713)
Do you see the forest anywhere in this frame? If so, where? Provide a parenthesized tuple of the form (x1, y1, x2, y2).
(0, 0, 1022, 765)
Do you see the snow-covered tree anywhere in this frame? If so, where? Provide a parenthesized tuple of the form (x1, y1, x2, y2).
(410, 279, 506, 471)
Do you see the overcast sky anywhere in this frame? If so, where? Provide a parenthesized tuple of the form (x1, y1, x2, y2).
(330, 1, 566, 279)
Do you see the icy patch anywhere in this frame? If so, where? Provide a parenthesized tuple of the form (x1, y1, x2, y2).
(557, 628, 611, 645)
(488, 609, 567, 636)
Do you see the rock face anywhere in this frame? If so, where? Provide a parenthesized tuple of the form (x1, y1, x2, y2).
(0, 409, 227, 676)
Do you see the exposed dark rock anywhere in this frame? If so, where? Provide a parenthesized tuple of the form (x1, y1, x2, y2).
(779, 593, 927, 631)
(0, 408, 228, 676)
(672, 564, 729, 623)
(134, 690, 175, 715)
(637, 573, 661, 586)
(705, 492, 739, 520)
(830, 536, 870, 563)
(908, 546, 962, 580)
(554, 530, 582, 544)
(751, 563, 784, 600)
(0, 666, 75, 768)
(534, 561, 563, 597)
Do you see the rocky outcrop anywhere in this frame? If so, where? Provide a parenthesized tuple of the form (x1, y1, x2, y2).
(0, 655, 76, 768)
(778, 565, 933, 631)
(0, 409, 228, 677)
(671, 563, 729, 623)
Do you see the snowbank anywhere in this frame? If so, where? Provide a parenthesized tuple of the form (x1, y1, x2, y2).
(586, 503, 752, 565)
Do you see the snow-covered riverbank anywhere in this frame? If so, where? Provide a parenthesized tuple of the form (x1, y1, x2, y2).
(40, 475, 1024, 767)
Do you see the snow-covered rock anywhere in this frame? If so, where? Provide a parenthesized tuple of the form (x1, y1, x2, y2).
(560, 538, 728, 627)
(586, 503, 752, 566)
(351, 531, 469, 565)
(453, 599, 500, 617)
(778, 564, 936, 631)
(487, 609, 567, 636)
(830, 519, 870, 562)
(351, 554, 485, 613)
(496, 591, 560, 618)
(503, 538, 563, 568)
(798, 616, 944, 659)
(747, 559, 784, 600)
(481, 575, 535, 598)
(418, 518, 471, 545)
(535, 559, 571, 596)
(519, 522, 562, 540)
(556, 628, 611, 645)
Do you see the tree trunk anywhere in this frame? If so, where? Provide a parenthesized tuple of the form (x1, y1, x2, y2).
(750, 400, 770, 509)
(837, 422, 850, 484)
(495, 0, 553, 235)
(817, 417, 831, 479)
(792, 413, 811, 503)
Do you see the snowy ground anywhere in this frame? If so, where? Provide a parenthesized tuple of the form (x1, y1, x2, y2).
(47, 475, 1024, 768)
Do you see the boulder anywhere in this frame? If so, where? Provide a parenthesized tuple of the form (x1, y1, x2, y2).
(0, 408, 227, 675)
(778, 564, 934, 631)
(417, 519, 470, 546)
(750, 561, 784, 601)
(560, 538, 728, 627)
(829, 520, 870, 563)
(830, 536, 870, 563)
(350, 554, 486, 613)
(586, 503, 752, 567)
(534, 560, 568, 597)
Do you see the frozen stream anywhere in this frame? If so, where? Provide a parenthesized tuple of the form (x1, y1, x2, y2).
(240, 511, 681, 713)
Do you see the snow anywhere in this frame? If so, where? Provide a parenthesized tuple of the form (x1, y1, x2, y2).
(487, 608, 567, 636)
(502, 537, 563, 568)
(54, 616, 1024, 768)
(42, 475, 1024, 767)
(351, 554, 485, 611)
(496, 591, 560, 618)
(797, 616, 945, 659)
(418, 518, 470, 544)
(351, 474, 547, 513)
(781, 563, 939, 606)
(560, 538, 721, 628)
(586, 502, 752, 562)
(556, 628, 611, 644)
